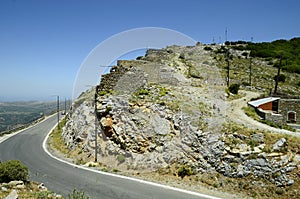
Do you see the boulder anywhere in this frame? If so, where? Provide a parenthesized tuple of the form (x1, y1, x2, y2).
(8, 180, 24, 187)
(273, 138, 286, 151)
(5, 190, 18, 199)
(100, 117, 114, 137)
(1, 186, 8, 192)
(150, 114, 170, 135)
(38, 183, 48, 191)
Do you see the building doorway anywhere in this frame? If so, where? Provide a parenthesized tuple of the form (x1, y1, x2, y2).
(287, 111, 296, 123)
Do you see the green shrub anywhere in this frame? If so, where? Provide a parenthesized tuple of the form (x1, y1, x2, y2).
(203, 46, 212, 51)
(0, 160, 29, 183)
(228, 84, 240, 94)
(177, 165, 193, 178)
(273, 74, 286, 83)
(116, 154, 126, 164)
(138, 89, 150, 95)
(241, 52, 248, 57)
(99, 90, 108, 96)
(67, 189, 90, 199)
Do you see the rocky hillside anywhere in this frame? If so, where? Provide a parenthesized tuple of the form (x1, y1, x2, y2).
(62, 43, 300, 198)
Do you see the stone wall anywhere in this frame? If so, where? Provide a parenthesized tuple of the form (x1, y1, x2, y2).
(279, 99, 300, 124)
(265, 112, 284, 125)
(117, 60, 148, 68)
(99, 60, 149, 93)
(98, 65, 129, 93)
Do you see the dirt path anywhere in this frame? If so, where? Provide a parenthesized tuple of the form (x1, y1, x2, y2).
(226, 90, 300, 137)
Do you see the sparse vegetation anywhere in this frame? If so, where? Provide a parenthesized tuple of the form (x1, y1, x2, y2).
(138, 88, 150, 96)
(99, 90, 108, 96)
(49, 118, 69, 155)
(243, 106, 260, 120)
(67, 189, 90, 199)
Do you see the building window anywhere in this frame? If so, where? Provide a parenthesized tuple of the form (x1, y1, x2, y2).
(287, 111, 296, 123)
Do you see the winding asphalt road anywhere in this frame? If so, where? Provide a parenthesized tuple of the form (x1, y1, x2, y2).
(0, 114, 221, 199)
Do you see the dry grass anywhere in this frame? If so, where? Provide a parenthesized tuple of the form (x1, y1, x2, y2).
(47, 118, 93, 166)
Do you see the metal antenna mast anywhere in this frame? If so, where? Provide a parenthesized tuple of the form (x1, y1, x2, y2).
(225, 27, 228, 42)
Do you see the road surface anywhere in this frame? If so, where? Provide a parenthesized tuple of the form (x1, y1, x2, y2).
(0, 114, 220, 199)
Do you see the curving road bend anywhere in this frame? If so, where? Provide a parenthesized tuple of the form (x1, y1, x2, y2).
(0, 114, 221, 199)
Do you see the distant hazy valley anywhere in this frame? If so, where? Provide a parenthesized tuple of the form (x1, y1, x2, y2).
(0, 101, 63, 133)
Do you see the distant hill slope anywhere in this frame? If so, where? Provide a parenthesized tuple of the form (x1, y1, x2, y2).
(211, 38, 300, 97)
(231, 37, 300, 73)
(0, 101, 65, 132)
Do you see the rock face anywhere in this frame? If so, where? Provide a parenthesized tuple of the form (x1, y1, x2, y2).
(273, 138, 286, 151)
(5, 189, 18, 199)
(63, 44, 298, 187)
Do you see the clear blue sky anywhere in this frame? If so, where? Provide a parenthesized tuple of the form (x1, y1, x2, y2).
(0, 0, 299, 101)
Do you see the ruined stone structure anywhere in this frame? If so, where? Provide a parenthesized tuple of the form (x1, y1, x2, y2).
(279, 99, 300, 124)
(249, 97, 300, 125)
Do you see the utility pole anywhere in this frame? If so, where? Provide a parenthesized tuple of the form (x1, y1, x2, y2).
(274, 51, 283, 94)
(85, 84, 100, 163)
(249, 55, 252, 86)
(226, 49, 230, 87)
(57, 96, 60, 129)
(64, 98, 67, 114)
(94, 85, 99, 162)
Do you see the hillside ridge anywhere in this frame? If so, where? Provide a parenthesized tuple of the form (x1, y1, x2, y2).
(61, 42, 300, 198)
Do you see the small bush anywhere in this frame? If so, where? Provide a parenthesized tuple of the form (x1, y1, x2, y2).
(177, 165, 193, 178)
(138, 89, 150, 95)
(273, 74, 286, 83)
(241, 52, 248, 57)
(117, 154, 126, 164)
(228, 84, 240, 94)
(99, 90, 109, 96)
(0, 160, 29, 183)
(203, 46, 212, 51)
(67, 189, 90, 199)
